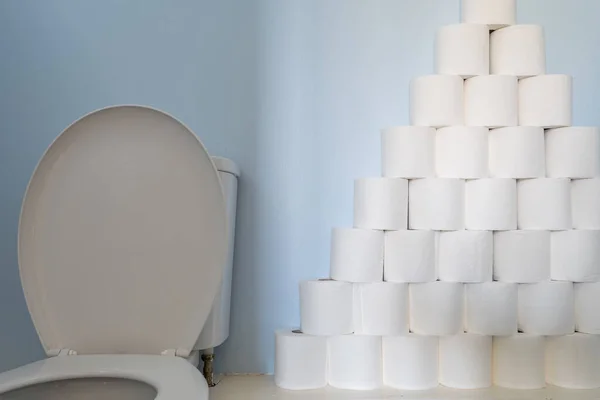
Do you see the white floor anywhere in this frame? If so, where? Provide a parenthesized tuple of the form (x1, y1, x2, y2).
(210, 375, 600, 400)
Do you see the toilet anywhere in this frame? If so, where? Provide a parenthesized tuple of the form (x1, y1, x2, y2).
(0, 105, 238, 399)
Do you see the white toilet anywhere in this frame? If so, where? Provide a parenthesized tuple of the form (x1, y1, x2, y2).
(0, 105, 239, 399)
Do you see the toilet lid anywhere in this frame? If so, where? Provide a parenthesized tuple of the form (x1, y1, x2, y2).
(18, 105, 227, 356)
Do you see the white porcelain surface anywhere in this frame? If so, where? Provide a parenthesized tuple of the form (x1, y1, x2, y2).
(18, 105, 227, 356)
(0, 355, 208, 400)
(196, 165, 240, 350)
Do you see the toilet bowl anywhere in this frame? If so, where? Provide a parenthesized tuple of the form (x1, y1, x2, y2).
(0, 105, 234, 400)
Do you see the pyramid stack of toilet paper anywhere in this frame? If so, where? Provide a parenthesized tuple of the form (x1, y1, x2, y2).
(275, 0, 600, 392)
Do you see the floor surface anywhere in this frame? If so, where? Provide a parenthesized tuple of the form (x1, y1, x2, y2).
(210, 375, 600, 399)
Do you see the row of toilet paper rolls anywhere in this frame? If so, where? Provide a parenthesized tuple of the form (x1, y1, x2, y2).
(436, 24, 546, 79)
(275, 330, 600, 391)
(333, 229, 600, 283)
(355, 177, 599, 233)
(412, 74, 571, 129)
(382, 126, 600, 180)
(300, 280, 599, 337)
(411, 74, 571, 129)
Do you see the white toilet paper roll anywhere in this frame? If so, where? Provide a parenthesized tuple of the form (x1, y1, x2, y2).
(435, 126, 489, 178)
(465, 282, 517, 335)
(465, 178, 517, 230)
(274, 330, 328, 390)
(439, 334, 492, 389)
(330, 228, 384, 282)
(551, 230, 600, 282)
(328, 335, 382, 390)
(464, 75, 518, 128)
(299, 280, 353, 336)
(408, 179, 465, 230)
(383, 335, 438, 390)
(461, 0, 516, 30)
(436, 24, 489, 78)
(493, 334, 545, 389)
(490, 25, 545, 77)
(409, 282, 463, 335)
(575, 282, 600, 334)
(546, 333, 600, 389)
(354, 178, 408, 230)
(353, 282, 408, 335)
(518, 281, 574, 335)
(410, 75, 464, 128)
(384, 230, 436, 282)
(546, 127, 600, 178)
(519, 75, 572, 128)
(517, 178, 571, 230)
(493, 230, 550, 283)
(437, 231, 493, 282)
(489, 127, 545, 178)
(381, 126, 435, 178)
(572, 178, 600, 229)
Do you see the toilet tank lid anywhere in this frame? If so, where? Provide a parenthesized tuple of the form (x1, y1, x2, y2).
(212, 156, 240, 177)
(18, 105, 227, 356)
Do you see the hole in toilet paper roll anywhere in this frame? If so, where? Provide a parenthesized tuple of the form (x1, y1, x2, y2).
(318, 278, 334, 282)
(292, 329, 303, 334)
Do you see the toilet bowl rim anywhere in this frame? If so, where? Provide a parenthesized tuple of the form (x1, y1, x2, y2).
(0, 354, 208, 400)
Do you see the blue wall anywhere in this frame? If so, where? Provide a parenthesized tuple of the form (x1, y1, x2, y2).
(0, 0, 598, 374)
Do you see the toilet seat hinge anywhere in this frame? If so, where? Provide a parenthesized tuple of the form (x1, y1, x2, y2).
(48, 348, 78, 357)
(161, 348, 190, 358)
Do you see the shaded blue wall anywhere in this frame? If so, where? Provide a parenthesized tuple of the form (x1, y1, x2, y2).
(0, 0, 598, 374)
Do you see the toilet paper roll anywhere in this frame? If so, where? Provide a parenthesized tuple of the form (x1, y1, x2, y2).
(408, 179, 465, 230)
(465, 178, 517, 230)
(274, 330, 328, 390)
(384, 230, 436, 282)
(383, 335, 438, 390)
(409, 282, 463, 335)
(493, 230, 550, 283)
(381, 126, 435, 178)
(410, 75, 464, 128)
(551, 230, 600, 282)
(490, 25, 545, 77)
(461, 0, 516, 30)
(493, 334, 545, 389)
(572, 178, 600, 229)
(354, 178, 408, 230)
(328, 335, 382, 390)
(546, 127, 600, 178)
(519, 75, 572, 128)
(435, 24, 489, 78)
(330, 228, 384, 282)
(435, 126, 489, 178)
(465, 282, 517, 335)
(546, 333, 600, 389)
(518, 281, 574, 335)
(575, 282, 600, 334)
(489, 127, 545, 178)
(437, 231, 493, 282)
(517, 178, 571, 230)
(299, 280, 353, 336)
(464, 75, 518, 128)
(353, 282, 408, 335)
(439, 334, 492, 389)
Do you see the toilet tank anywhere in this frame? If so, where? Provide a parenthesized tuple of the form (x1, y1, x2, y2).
(194, 157, 240, 351)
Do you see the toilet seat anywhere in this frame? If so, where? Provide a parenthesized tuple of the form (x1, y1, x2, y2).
(0, 355, 208, 399)
(0, 105, 228, 399)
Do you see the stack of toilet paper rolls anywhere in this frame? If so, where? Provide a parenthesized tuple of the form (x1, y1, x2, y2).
(275, 0, 600, 392)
